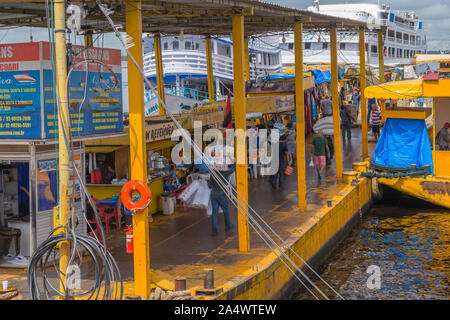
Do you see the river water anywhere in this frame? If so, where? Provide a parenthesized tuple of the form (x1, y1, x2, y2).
(293, 190, 450, 300)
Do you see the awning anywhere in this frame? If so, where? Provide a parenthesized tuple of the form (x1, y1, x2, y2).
(365, 79, 423, 100)
(85, 146, 123, 154)
(413, 54, 450, 65)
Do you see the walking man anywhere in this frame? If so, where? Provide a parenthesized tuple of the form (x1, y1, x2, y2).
(208, 167, 235, 236)
(286, 123, 297, 166)
(270, 134, 290, 191)
(311, 130, 330, 180)
(340, 105, 355, 142)
(371, 103, 382, 142)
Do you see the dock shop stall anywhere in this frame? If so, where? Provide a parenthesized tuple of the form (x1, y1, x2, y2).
(0, 42, 123, 266)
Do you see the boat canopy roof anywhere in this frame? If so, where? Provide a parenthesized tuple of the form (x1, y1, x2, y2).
(413, 54, 450, 65)
(365, 79, 450, 99)
(365, 79, 423, 100)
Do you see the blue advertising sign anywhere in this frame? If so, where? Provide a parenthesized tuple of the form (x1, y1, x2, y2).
(43, 69, 123, 138)
(0, 70, 42, 139)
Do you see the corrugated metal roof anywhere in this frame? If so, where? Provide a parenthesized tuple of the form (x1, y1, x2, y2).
(0, 0, 373, 36)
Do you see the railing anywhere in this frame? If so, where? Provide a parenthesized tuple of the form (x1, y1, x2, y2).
(396, 38, 403, 44)
(388, 36, 395, 42)
(403, 39, 409, 45)
(146, 84, 210, 101)
(143, 50, 282, 82)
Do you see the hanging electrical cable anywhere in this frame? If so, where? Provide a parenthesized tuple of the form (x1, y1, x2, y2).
(27, 0, 123, 300)
(95, 0, 343, 300)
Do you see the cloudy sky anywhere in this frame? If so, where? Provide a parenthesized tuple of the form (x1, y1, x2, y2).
(0, 0, 448, 51)
(279, 0, 449, 51)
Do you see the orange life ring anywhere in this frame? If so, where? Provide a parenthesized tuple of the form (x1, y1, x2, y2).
(121, 180, 152, 212)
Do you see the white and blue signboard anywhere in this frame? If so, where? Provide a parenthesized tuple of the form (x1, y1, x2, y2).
(0, 42, 123, 140)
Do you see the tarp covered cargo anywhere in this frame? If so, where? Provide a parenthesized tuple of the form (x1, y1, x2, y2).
(373, 118, 433, 171)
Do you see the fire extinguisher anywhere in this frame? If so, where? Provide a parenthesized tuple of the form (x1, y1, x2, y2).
(125, 225, 133, 254)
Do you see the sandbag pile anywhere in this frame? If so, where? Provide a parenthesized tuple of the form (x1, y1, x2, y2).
(177, 179, 211, 210)
(150, 287, 194, 300)
(313, 116, 334, 135)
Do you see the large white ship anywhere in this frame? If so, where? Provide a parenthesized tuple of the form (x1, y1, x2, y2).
(280, 1, 427, 68)
(142, 34, 282, 102)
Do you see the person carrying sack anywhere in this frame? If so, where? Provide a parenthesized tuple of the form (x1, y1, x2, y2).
(207, 167, 235, 237)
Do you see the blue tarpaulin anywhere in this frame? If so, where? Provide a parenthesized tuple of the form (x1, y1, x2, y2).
(262, 67, 344, 85)
(373, 118, 433, 171)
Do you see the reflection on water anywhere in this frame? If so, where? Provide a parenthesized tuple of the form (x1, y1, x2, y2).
(294, 192, 450, 300)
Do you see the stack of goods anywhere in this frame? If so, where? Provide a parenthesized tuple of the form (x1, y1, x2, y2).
(177, 179, 211, 210)
(313, 116, 334, 136)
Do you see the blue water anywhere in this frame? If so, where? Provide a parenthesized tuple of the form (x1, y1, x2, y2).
(294, 195, 450, 300)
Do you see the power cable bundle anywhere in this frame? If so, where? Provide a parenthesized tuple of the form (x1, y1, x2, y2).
(26, 0, 123, 301)
(27, 226, 123, 300)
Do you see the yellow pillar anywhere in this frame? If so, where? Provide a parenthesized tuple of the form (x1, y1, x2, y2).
(294, 22, 306, 208)
(84, 31, 93, 47)
(244, 36, 250, 82)
(378, 30, 386, 122)
(54, 0, 70, 296)
(359, 28, 369, 159)
(330, 26, 343, 179)
(154, 33, 166, 115)
(232, 14, 250, 252)
(205, 36, 215, 102)
(126, 0, 151, 299)
(432, 98, 436, 175)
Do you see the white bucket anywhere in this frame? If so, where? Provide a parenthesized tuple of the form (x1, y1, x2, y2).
(162, 195, 175, 215)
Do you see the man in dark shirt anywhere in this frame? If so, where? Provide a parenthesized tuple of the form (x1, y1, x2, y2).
(320, 96, 333, 117)
(340, 105, 355, 142)
(208, 167, 235, 236)
(270, 134, 290, 191)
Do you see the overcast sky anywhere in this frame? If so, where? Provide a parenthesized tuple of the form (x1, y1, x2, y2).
(279, 0, 449, 51)
(0, 1, 447, 51)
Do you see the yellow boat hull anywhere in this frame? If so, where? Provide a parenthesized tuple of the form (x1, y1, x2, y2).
(379, 176, 450, 209)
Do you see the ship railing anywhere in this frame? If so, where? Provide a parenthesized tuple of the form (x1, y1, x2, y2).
(146, 84, 210, 101)
(388, 36, 395, 42)
(396, 38, 403, 44)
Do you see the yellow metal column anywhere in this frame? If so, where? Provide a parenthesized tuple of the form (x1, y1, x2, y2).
(432, 98, 436, 175)
(232, 14, 250, 252)
(84, 31, 93, 47)
(359, 28, 369, 159)
(205, 36, 215, 102)
(378, 29, 386, 122)
(244, 36, 250, 82)
(54, 0, 70, 296)
(154, 33, 166, 115)
(126, 0, 151, 299)
(294, 22, 306, 208)
(330, 26, 343, 179)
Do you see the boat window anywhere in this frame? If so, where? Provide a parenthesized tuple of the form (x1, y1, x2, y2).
(172, 41, 179, 50)
(288, 43, 294, 50)
(371, 45, 377, 53)
(196, 43, 199, 50)
(340, 43, 346, 50)
(305, 42, 311, 50)
(322, 43, 328, 50)
(163, 42, 168, 50)
(185, 41, 191, 50)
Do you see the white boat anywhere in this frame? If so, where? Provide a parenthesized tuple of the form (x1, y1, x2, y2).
(142, 34, 282, 102)
(279, 1, 427, 68)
